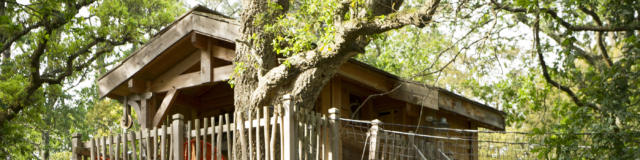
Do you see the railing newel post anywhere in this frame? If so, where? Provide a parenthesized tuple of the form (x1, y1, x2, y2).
(282, 94, 297, 160)
(369, 119, 381, 160)
(328, 108, 342, 160)
(171, 114, 185, 160)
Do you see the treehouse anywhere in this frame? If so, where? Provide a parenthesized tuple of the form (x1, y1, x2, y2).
(73, 6, 505, 160)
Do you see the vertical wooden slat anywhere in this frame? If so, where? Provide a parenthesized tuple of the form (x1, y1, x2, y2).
(311, 112, 318, 160)
(315, 113, 321, 160)
(153, 128, 158, 160)
(187, 120, 192, 160)
(263, 106, 270, 160)
(90, 138, 96, 160)
(217, 115, 223, 160)
(109, 135, 114, 160)
(232, 113, 237, 160)
(206, 117, 211, 160)
(204, 118, 209, 160)
(270, 107, 278, 160)
(146, 129, 152, 160)
(160, 125, 166, 160)
(248, 109, 253, 160)
(256, 108, 261, 160)
(239, 112, 248, 160)
(123, 132, 128, 160)
(102, 137, 107, 160)
(115, 134, 120, 160)
(382, 132, 389, 160)
(299, 110, 305, 160)
(391, 134, 397, 160)
(304, 110, 310, 160)
(224, 114, 231, 160)
(131, 132, 138, 160)
(139, 130, 144, 160)
(279, 106, 285, 160)
(196, 119, 202, 160)
(402, 135, 407, 160)
(321, 115, 327, 160)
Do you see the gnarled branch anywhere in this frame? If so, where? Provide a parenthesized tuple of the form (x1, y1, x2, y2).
(532, 15, 599, 111)
(492, 0, 640, 32)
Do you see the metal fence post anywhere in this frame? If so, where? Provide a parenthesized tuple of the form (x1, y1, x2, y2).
(282, 94, 297, 160)
(328, 108, 342, 160)
(172, 114, 185, 160)
(368, 119, 381, 160)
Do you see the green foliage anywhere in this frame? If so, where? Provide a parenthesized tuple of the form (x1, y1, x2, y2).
(358, 0, 640, 159)
(0, 0, 184, 159)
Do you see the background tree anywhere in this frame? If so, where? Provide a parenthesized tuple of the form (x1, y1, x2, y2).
(0, 0, 183, 158)
(359, 0, 640, 158)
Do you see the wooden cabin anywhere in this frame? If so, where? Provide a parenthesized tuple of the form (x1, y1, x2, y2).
(93, 6, 505, 160)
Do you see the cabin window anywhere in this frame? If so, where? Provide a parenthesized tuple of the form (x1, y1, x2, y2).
(349, 94, 363, 119)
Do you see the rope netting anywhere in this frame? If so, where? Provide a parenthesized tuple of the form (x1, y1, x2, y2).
(338, 118, 591, 160)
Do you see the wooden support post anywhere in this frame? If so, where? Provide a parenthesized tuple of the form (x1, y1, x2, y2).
(282, 94, 297, 160)
(72, 133, 81, 160)
(368, 119, 381, 160)
(171, 114, 185, 160)
(328, 108, 342, 160)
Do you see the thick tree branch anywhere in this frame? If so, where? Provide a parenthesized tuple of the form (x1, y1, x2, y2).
(348, 0, 441, 36)
(247, 0, 442, 108)
(492, 0, 640, 32)
(578, 6, 613, 67)
(515, 16, 598, 66)
(533, 16, 599, 111)
(0, 22, 44, 55)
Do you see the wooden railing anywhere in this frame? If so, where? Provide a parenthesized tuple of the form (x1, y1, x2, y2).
(72, 95, 343, 160)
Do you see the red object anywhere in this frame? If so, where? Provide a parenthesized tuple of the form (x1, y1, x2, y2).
(184, 139, 227, 160)
(99, 157, 110, 160)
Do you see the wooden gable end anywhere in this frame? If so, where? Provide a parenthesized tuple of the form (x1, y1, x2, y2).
(97, 10, 239, 99)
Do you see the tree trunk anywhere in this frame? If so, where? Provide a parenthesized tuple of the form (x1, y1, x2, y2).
(41, 131, 50, 160)
(232, 0, 440, 158)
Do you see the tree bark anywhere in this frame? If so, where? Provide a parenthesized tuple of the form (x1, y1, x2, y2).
(234, 0, 441, 112)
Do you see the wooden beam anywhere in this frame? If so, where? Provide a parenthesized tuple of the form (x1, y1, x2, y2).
(388, 82, 438, 110)
(152, 72, 201, 93)
(127, 99, 143, 124)
(338, 62, 394, 92)
(155, 50, 201, 85)
(126, 92, 154, 128)
(211, 45, 235, 62)
(152, 89, 179, 127)
(128, 92, 153, 101)
(338, 62, 438, 110)
(200, 46, 213, 83)
(97, 14, 196, 98)
(128, 79, 147, 93)
(438, 92, 505, 130)
(150, 65, 233, 93)
(191, 32, 210, 49)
